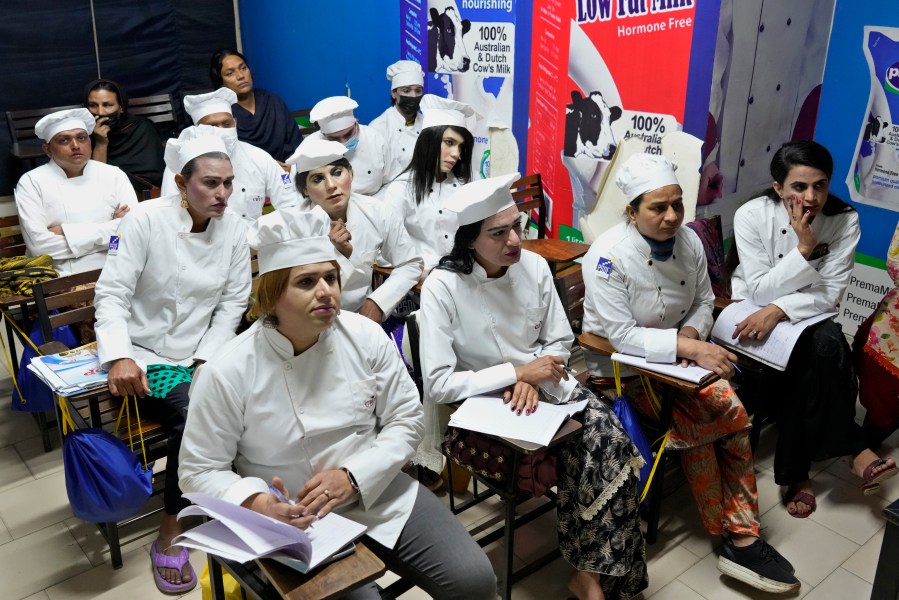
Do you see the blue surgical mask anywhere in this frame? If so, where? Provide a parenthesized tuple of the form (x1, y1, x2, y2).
(343, 135, 360, 153)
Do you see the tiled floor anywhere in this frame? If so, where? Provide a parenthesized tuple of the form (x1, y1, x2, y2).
(0, 354, 896, 599)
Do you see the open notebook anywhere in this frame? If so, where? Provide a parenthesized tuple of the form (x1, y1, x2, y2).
(711, 301, 836, 371)
(610, 352, 716, 384)
(174, 492, 367, 573)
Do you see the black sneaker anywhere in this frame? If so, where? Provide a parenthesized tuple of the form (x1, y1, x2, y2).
(717, 537, 800, 593)
(722, 535, 795, 574)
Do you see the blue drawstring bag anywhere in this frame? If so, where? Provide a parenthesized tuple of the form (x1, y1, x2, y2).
(11, 321, 78, 412)
(611, 363, 667, 504)
(59, 396, 153, 523)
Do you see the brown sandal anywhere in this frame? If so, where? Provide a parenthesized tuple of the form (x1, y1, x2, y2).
(782, 488, 816, 519)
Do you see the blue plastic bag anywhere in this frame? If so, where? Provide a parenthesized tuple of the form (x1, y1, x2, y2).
(612, 393, 654, 500)
(11, 322, 78, 412)
(60, 400, 153, 523)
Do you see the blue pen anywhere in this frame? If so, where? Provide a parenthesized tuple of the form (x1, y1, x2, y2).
(708, 339, 741, 373)
(268, 484, 307, 521)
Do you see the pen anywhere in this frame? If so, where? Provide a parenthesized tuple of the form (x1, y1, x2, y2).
(268, 484, 307, 521)
(708, 339, 741, 373)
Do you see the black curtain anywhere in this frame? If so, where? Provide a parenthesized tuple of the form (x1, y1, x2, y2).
(0, 0, 236, 194)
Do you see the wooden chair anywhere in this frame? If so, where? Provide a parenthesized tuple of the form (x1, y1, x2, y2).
(6, 104, 81, 170)
(128, 93, 178, 139)
(290, 108, 320, 138)
(511, 174, 547, 239)
(31, 271, 168, 569)
(577, 331, 719, 545)
(403, 312, 581, 599)
(0, 215, 27, 258)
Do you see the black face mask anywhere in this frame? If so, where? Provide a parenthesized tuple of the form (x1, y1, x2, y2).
(396, 95, 423, 115)
(102, 113, 124, 131)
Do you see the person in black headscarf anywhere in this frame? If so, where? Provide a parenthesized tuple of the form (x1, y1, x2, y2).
(83, 79, 165, 198)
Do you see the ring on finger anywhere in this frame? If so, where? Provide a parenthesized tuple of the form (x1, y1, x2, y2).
(322, 489, 330, 500)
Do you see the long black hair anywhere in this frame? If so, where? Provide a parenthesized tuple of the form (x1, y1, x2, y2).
(436, 220, 483, 275)
(403, 125, 474, 205)
(764, 140, 854, 216)
(209, 48, 248, 88)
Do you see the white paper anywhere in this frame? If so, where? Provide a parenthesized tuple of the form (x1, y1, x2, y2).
(610, 352, 715, 384)
(710, 301, 836, 371)
(448, 394, 588, 447)
(174, 492, 366, 572)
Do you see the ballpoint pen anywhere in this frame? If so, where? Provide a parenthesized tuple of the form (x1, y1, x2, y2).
(268, 484, 308, 521)
(708, 339, 741, 373)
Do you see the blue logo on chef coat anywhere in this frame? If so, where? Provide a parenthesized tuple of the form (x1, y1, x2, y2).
(108, 235, 120, 255)
(595, 256, 614, 279)
(281, 173, 291, 184)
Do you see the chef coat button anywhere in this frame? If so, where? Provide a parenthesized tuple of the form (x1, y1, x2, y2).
(241, 214, 246, 217)
(767, 145, 771, 152)
(439, 210, 443, 214)
(444, 234, 449, 238)
(776, 84, 781, 92)
(781, 229, 787, 234)
(672, 254, 676, 260)
(681, 309, 686, 314)
(740, 159, 745, 167)
(648, 259, 653, 266)
(401, 148, 405, 152)
(241, 188, 246, 192)
(299, 408, 304, 414)
(367, 170, 372, 174)
(178, 233, 185, 239)
(758, 23, 764, 32)
(778, 253, 783, 259)
(284, 364, 292, 371)
(680, 280, 685, 285)
(658, 286, 662, 291)
(748, 96, 754, 105)
(787, 17, 792, 26)
(453, 183, 457, 187)
(429, 188, 434, 193)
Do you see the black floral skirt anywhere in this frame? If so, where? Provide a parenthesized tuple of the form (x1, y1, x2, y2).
(557, 385, 648, 599)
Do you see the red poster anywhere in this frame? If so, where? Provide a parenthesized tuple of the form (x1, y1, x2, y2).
(527, 0, 698, 237)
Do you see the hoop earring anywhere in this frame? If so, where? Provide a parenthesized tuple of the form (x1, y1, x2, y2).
(180, 192, 189, 209)
(262, 314, 278, 328)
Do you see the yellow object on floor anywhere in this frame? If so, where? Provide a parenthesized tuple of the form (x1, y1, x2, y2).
(199, 562, 243, 600)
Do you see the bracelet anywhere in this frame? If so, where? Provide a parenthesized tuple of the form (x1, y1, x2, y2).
(341, 467, 360, 493)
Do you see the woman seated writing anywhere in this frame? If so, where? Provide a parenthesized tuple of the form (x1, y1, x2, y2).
(83, 78, 165, 197)
(730, 141, 896, 516)
(418, 173, 648, 600)
(582, 154, 798, 593)
(178, 208, 496, 599)
(286, 138, 422, 321)
(94, 134, 251, 594)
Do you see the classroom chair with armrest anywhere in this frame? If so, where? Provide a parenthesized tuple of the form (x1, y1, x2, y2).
(32, 271, 169, 569)
(577, 331, 720, 545)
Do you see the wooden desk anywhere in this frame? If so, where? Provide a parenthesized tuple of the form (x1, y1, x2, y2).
(208, 542, 386, 600)
(522, 238, 588, 273)
(577, 331, 719, 393)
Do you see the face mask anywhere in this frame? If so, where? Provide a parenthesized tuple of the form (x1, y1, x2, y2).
(213, 127, 239, 154)
(396, 94, 423, 115)
(343, 135, 360, 153)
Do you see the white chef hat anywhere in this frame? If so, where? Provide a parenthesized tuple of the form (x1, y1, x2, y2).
(254, 206, 339, 276)
(164, 131, 229, 175)
(444, 172, 520, 226)
(183, 88, 237, 124)
(387, 60, 425, 89)
(35, 108, 95, 142)
(615, 153, 680, 203)
(310, 96, 358, 135)
(285, 138, 348, 173)
(420, 95, 475, 130)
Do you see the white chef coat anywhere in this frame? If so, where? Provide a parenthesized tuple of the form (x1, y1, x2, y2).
(14, 160, 137, 275)
(419, 249, 575, 405)
(384, 172, 462, 272)
(178, 314, 423, 548)
(161, 140, 299, 223)
(369, 106, 423, 182)
(730, 195, 860, 321)
(306, 127, 391, 197)
(93, 196, 251, 370)
(299, 193, 423, 315)
(582, 222, 714, 376)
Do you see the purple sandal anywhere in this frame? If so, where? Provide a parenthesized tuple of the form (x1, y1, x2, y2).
(151, 541, 197, 595)
(862, 458, 898, 495)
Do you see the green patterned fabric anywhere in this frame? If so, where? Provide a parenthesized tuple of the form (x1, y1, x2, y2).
(146, 364, 194, 399)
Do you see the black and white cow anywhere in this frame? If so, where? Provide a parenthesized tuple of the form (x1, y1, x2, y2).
(864, 114, 889, 144)
(563, 90, 622, 160)
(428, 7, 471, 73)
